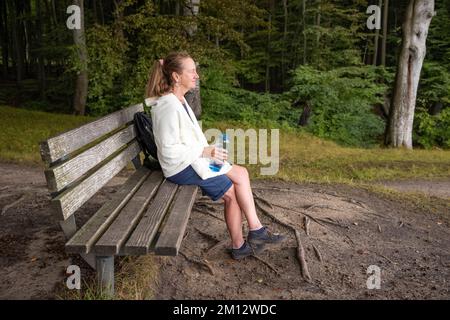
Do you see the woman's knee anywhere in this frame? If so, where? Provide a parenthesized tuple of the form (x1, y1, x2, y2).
(230, 165, 249, 184)
(222, 184, 236, 202)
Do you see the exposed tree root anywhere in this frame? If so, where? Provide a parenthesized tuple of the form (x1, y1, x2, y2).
(251, 255, 281, 275)
(193, 206, 224, 222)
(304, 217, 311, 236)
(294, 230, 312, 282)
(179, 250, 215, 275)
(252, 191, 274, 209)
(312, 244, 323, 263)
(1, 194, 27, 215)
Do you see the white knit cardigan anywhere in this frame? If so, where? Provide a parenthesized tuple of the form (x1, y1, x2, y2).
(149, 93, 232, 180)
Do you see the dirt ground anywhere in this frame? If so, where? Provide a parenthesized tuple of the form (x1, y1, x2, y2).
(0, 162, 449, 300)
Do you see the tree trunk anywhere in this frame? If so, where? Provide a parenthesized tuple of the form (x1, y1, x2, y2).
(73, 0, 88, 116)
(183, 0, 200, 36)
(282, 0, 288, 88)
(183, 0, 201, 117)
(36, 0, 46, 98)
(373, 0, 382, 65)
(302, 0, 306, 65)
(385, 0, 435, 149)
(381, 0, 389, 66)
(265, 12, 271, 92)
(11, 0, 24, 83)
(0, 0, 9, 78)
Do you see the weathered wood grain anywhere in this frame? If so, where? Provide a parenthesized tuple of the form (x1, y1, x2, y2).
(65, 168, 151, 254)
(124, 180, 178, 255)
(52, 142, 141, 220)
(40, 103, 143, 164)
(154, 185, 198, 256)
(93, 171, 164, 255)
(45, 125, 137, 193)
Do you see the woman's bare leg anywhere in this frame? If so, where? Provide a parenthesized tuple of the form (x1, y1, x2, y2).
(222, 184, 244, 248)
(225, 165, 263, 230)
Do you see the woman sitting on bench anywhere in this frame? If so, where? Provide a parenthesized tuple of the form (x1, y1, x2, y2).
(146, 51, 285, 260)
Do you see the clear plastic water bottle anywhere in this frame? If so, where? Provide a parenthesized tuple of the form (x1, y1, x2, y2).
(209, 133, 228, 172)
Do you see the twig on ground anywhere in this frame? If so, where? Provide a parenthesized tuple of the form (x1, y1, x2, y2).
(304, 217, 311, 236)
(377, 224, 382, 233)
(194, 206, 224, 222)
(194, 227, 220, 243)
(312, 244, 323, 263)
(315, 217, 349, 229)
(1, 194, 27, 215)
(254, 200, 299, 232)
(0, 194, 16, 200)
(294, 230, 312, 282)
(179, 250, 215, 275)
(251, 255, 281, 275)
(368, 249, 395, 264)
(204, 239, 228, 256)
(252, 191, 273, 209)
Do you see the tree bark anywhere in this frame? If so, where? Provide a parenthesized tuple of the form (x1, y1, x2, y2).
(36, 0, 46, 98)
(282, 0, 288, 88)
(381, 0, 389, 66)
(73, 0, 88, 115)
(0, 0, 9, 78)
(373, 0, 382, 65)
(385, 0, 435, 149)
(302, 0, 306, 65)
(10, 0, 25, 83)
(183, 0, 201, 117)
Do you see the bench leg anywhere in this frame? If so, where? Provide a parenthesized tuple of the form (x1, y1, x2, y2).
(96, 256, 114, 298)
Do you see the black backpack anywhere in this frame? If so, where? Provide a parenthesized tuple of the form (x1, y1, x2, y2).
(133, 112, 161, 169)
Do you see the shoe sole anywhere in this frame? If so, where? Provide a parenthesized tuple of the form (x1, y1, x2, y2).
(231, 244, 265, 260)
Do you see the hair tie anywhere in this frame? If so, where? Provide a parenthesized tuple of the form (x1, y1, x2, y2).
(159, 59, 164, 66)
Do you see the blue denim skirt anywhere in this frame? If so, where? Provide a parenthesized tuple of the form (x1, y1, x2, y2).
(166, 165, 233, 201)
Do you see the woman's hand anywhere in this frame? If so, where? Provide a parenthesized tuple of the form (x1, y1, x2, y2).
(202, 146, 228, 162)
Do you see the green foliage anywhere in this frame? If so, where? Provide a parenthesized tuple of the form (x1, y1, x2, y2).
(84, 25, 128, 115)
(414, 107, 450, 149)
(200, 61, 292, 127)
(288, 65, 387, 147)
(417, 62, 450, 108)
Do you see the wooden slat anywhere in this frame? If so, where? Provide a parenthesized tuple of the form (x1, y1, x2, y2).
(52, 142, 141, 220)
(124, 180, 179, 255)
(65, 168, 151, 254)
(93, 171, 164, 255)
(45, 125, 137, 193)
(154, 185, 198, 256)
(40, 103, 143, 164)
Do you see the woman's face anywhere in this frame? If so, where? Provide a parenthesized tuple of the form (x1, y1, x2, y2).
(174, 58, 199, 92)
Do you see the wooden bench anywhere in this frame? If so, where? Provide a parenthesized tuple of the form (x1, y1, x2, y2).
(39, 102, 198, 297)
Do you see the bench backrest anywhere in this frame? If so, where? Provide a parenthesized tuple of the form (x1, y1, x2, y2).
(40, 103, 144, 222)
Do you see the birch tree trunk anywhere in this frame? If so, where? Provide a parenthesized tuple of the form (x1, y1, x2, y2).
(385, 0, 435, 149)
(73, 0, 88, 115)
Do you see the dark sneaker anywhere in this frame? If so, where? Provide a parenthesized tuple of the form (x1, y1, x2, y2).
(248, 226, 286, 246)
(231, 241, 263, 260)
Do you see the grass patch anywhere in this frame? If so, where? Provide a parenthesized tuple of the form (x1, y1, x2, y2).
(0, 106, 94, 165)
(57, 255, 159, 300)
(1, 106, 449, 183)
